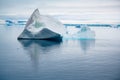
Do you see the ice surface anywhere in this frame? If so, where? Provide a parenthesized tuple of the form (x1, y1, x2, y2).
(25, 9, 65, 35)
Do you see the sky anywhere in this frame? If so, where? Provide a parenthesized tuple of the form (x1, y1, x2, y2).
(0, 0, 120, 23)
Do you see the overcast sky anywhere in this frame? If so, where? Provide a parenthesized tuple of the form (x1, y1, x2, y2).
(0, 0, 120, 23)
(0, 0, 119, 15)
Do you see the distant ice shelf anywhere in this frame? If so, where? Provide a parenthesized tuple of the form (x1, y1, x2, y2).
(0, 19, 120, 28)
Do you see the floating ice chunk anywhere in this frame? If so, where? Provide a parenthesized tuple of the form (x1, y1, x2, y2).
(0, 20, 6, 24)
(110, 24, 119, 28)
(63, 25, 95, 39)
(18, 9, 65, 41)
(73, 25, 95, 39)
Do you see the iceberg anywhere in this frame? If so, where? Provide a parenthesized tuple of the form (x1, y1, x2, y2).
(63, 25, 95, 39)
(73, 25, 95, 39)
(18, 9, 65, 41)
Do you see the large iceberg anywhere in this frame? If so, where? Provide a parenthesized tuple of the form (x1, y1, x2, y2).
(18, 9, 65, 41)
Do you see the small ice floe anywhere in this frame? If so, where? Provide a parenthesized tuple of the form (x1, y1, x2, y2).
(110, 24, 119, 28)
(0, 19, 6, 25)
(63, 24, 95, 39)
(73, 24, 95, 39)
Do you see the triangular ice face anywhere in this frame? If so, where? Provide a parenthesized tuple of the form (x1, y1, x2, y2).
(18, 9, 65, 41)
(25, 9, 44, 34)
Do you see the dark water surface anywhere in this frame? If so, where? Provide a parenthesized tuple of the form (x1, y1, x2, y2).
(0, 25, 120, 80)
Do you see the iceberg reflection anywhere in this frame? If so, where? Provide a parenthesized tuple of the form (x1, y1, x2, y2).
(18, 40, 62, 70)
(80, 39, 95, 54)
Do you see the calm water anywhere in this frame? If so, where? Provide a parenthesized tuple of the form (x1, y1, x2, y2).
(0, 25, 120, 80)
